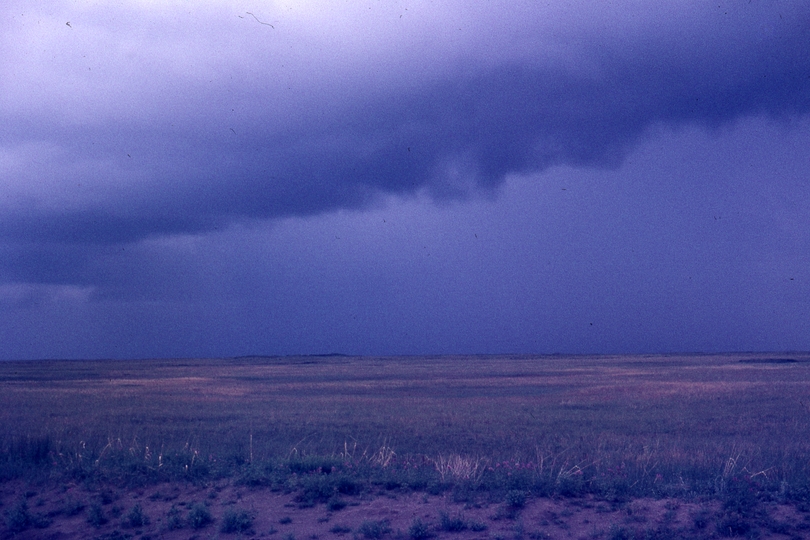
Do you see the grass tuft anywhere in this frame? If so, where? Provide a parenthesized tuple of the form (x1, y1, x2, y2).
(327, 496, 348, 511)
(87, 502, 108, 528)
(408, 517, 432, 539)
(505, 490, 527, 509)
(439, 511, 467, 532)
(123, 503, 149, 528)
(331, 524, 352, 535)
(221, 508, 254, 534)
(357, 519, 391, 539)
(165, 504, 184, 530)
(187, 502, 213, 529)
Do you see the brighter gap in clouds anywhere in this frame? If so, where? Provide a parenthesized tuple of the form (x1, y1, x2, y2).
(0, 282, 95, 306)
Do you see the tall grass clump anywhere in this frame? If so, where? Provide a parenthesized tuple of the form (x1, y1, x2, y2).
(123, 503, 149, 528)
(221, 508, 254, 534)
(187, 502, 213, 529)
(439, 511, 468, 532)
(4, 498, 51, 533)
(357, 519, 392, 539)
(409, 518, 432, 539)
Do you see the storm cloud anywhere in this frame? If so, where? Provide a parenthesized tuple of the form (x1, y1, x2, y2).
(1, 1, 809, 358)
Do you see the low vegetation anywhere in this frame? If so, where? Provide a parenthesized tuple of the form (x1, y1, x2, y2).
(2, 353, 810, 536)
(220, 507, 254, 534)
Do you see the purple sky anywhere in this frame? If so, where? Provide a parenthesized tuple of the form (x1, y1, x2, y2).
(1, 1, 809, 359)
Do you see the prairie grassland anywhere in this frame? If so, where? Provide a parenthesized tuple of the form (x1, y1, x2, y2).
(2, 353, 810, 501)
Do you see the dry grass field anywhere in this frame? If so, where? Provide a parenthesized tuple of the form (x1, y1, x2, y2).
(2, 353, 810, 539)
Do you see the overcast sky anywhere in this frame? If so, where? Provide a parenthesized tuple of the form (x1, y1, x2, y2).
(1, 1, 809, 360)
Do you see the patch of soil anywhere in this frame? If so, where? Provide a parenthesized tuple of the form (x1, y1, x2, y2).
(1, 479, 808, 539)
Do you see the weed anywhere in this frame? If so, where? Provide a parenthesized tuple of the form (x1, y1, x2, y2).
(221, 508, 254, 534)
(280, 515, 293, 524)
(763, 516, 790, 535)
(505, 490, 527, 509)
(98, 489, 116, 505)
(87, 502, 108, 528)
(4, 499, 30, 532)
(469, 520, 487, 532)
(123, 503, 149, 527)
(408, 517, 432, 539)
(327, 496, 348, 511)
(63, 495, 85, 516)
(433, 455, 484, 482)
(288, 456, 342, 475)
(691, 508, 711, 530)
(723, 476, 759, 517)
(439, 511, 467, 532)
(110, 504, 123, 518)
(187, 502, 213, 529)
(607, 525, 633, 540)
(331, 524, 353, 535)
(513, 519, 525, 540)
(716, 513, 752, 537)
(358, 519, 391, 539)
(95, 531, 133, 540)
(369, 444, 396, 467)
(239, 462, 278, 487)
(641, 526, 678, 540)
(165, 505, 184, 530)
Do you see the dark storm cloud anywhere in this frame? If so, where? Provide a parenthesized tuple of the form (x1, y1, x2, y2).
(1, 1, 809, 285)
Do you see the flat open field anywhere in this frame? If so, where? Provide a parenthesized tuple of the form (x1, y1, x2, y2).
(2, 353, 810, 539)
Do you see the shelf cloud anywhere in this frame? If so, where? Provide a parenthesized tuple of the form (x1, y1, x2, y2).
(2, 1, 809, 358)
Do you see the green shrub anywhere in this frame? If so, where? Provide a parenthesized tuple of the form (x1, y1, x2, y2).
(409, 517, 432, 540)
(336, 475, 361, 495)
(124, 503, 149, 527)
(297, 475, 337, 505)
(187, 502, 213, 529)
(327, 496, 347, 511)
(722, 477, 759, 517)
(238, 463, 277, 487)
(691, 508, 711, 530)
(63, 496, 85, 516)
(5, 499, 32, 533)
(557, 477, 584, 497)
(358, 519, 391, 539)
(110, 504, 123, 518)
(439, 511, 467, 532)
(330, 524, 352, 534)
(11, 436, 52, 466)
(166, 505, 184, 530)
(221, 508, 254, 534)
(87, 502, 108, 528)
(716, 514, 752, 537)
(288, 456, 342, 475)
(608, 525, 633, 540)
(505, 490, 527, 509)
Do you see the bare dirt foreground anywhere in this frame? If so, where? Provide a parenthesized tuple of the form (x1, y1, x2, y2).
(2, 480, 807, 540)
